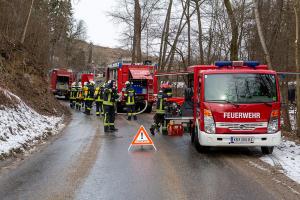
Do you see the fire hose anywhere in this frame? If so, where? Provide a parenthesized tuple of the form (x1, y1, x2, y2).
(116, 100, 149, 115)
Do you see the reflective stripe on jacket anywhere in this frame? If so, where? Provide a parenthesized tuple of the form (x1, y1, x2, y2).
(103, 88, 113, 106)
(124, 88, 135, 105)
(156, 95, 165, 114)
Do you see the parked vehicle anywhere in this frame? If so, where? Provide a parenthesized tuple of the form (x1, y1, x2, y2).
(157, 61, 281, 154)
(81, 73, 94, 86)
(106, 61, 158, 113)
(50, 69, 75, 99)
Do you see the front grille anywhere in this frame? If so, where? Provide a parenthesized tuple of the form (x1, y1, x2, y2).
(215, 122, 268, 131)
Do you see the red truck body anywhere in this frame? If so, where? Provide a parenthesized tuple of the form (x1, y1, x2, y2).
(187, 61, 281, 153)
(106, 62, 158, 112)
(81, 73, 94, 86)
(50, 69, 75, 98)
(157, 61, 281, 154)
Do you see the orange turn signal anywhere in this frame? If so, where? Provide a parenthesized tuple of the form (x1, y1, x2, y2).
(204, 109, 212, 117)
(271, 110, 279, 118)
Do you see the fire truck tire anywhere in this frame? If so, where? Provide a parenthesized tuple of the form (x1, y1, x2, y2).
(261, 146, 274, 154)
(191, 129, 195, 143)
(194, 126, 210, 153)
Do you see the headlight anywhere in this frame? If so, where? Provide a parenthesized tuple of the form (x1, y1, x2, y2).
(204, 109, 215, 134)
(267, 110, 279, 133)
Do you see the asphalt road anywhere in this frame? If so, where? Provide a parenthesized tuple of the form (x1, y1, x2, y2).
(0, 108, 299, 200)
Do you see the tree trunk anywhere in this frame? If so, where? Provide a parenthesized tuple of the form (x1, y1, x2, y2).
(294, 0, 300, 137)
(165, 1, 189, 70)
(21, 0, 34, 44)
(253, 0, 272, 69)
(195, 0, 204, 64)
(132, 0, 142, 63)
(186, 0, 191, 65)
(159, 0, 173, 71)
(281, 82, 292, 131)
(224, 0, 238, 60)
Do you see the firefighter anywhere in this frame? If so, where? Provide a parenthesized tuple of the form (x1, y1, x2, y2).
(100, 82, 106, 116)
(150, 90, 167, 135)
(69, 82, 77, 108)
(83, 82, 89, 110)
(123, 81, 137, 120)
(85, 81, 95, 115)
(103, 80, 119, 132)
(94, 82, 105, 116)
(76, 82, 83, 111)
(161, 82, 173, 98)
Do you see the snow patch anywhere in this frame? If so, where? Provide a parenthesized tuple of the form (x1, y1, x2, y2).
(0, 88, 64, 156)
(260, 140, 300, 184)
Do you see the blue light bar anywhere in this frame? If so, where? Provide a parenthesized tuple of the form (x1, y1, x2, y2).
(244, 61, 259, 68)
(215, 61, 232, 67)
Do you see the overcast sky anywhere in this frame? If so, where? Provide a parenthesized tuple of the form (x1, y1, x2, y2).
(73, 0, 121, 48)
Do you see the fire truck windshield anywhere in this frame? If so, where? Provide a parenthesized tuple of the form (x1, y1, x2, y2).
(204, 73, 277, 103)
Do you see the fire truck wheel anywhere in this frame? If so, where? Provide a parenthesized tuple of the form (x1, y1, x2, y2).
(261, 146, 274, 154)
(191, 129, 195, 143)
(194, 127, 210, 153)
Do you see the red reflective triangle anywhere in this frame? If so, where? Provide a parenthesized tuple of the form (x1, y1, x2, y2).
(131, 125, 154, 145)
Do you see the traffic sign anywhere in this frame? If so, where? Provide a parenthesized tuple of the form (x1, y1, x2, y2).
(128, 125, 157, 151)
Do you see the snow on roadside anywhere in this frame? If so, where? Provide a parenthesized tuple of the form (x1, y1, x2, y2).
(0, 89, 64, 157)
(260, 140, 300, 184)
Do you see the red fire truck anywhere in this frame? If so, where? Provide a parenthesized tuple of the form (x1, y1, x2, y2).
(106, 61, 158, 113)
(81, 73, 94, 86)
(50, 68, 75, 99)
(160, 61, 281, 154)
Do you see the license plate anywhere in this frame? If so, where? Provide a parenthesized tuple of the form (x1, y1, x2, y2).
(230, 136, 254, 144)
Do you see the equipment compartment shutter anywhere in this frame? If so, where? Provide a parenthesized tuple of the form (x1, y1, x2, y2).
(129, 68, 152, 79)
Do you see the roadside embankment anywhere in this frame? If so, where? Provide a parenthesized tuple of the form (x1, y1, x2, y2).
(0, 36, 70, 159)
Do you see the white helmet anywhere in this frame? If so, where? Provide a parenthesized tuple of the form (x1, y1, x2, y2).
(90, 80, 95, 85)
(71, 82, 76, 87)
(84, 82, 88, 86)
(125, 81, 130, 85)
(77, 82, 82, 88)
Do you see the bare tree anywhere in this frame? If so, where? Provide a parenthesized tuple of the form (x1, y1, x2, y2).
(158, 0, 173, 70)
(224, 0, 238, 60)
(253, 0, 272, 69)
(194, 0, 204, 63)
(21, 0, 35, 44)
(132, 0, 142, 63)
(294, 0, 300, 136)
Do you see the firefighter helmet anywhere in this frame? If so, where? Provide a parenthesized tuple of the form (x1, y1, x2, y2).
(71, 82, 76, 87)
(89, 80, 95, 85)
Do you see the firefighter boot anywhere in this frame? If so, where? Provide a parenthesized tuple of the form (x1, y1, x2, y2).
(110, 126, 118, 132)
(104, 126, 111, 133)
(150, 126, 155, 136)
(133, 115, 137, 120)
(127, 116, 131, 121)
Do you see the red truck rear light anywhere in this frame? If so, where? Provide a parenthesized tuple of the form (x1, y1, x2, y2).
(268, 110, 279, 134)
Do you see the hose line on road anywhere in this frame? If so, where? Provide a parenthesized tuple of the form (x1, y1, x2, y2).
(116, 100, 148, 115)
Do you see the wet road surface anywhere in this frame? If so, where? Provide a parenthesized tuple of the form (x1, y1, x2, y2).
(0, 109, 299, 200)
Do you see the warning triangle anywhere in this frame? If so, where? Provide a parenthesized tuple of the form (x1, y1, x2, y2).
(128, 125, 156, 151)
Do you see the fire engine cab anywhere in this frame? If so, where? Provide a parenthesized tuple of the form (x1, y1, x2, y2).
(161, 61, 281, 154)
(106, 61, 158, 113)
